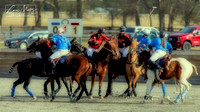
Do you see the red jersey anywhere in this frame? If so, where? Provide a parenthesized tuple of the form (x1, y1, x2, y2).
(88, 33, 109, 49)
(117, 33, 131, 48)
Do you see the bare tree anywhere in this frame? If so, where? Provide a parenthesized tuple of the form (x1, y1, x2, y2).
(167, 0, 176, 31)
(77, 0, 82, 18)
(179, 0, 199, 26)
(133, 0, 140, 26)
(158, 0, 165, 31)
(44, 0, 59, 18)
(34, 1, 43, 27)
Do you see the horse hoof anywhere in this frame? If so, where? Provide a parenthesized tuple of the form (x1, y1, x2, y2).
(89, 95, 93, 99)
(50, 99, 54, 102)
(140, 100, 146, 104)
(99, 96, 104, 99)
(33, 96, 37, 100)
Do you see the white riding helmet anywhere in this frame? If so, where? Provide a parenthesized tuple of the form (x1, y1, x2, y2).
(57, 28, 64, 34)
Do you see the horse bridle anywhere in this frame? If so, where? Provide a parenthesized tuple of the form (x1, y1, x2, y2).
(102, 43, 117, 57)
(126, 48, 138, 64)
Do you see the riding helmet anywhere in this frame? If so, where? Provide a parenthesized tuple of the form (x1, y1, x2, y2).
(119, 26, 126, 32)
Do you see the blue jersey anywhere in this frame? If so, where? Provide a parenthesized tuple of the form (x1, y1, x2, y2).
(137, 37, 151, 49)
(51, 34, 71, 50)
(149, 37, 172, 52)
(137, 35, 143, 42)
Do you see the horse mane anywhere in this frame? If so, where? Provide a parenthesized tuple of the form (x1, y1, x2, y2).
(39, 39, 50, 44)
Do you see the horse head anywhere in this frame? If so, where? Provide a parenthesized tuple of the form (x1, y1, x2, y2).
(103, 37, 120, 60)
(127, 39, 140, 62)
(137, 50, 151, 66)
(27, 38, 41, 53)
(70, 37, 87, 54)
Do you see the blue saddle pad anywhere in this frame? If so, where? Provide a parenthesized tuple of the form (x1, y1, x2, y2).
(158, 59, 165, 67)
(59, 56, 68, 64)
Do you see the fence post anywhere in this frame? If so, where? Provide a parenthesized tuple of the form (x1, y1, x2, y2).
(10, 26, 12, 38)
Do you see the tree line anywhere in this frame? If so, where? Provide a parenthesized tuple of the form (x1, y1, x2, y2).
(1, 0, 200, 31)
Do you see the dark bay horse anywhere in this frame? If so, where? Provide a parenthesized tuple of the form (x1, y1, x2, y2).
(138, 50, 198, 104)
(87, 37, 120, 99)
(9, 38, 85, 100)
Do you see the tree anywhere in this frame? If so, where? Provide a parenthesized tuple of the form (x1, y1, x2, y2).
(77, 0, 82, 18)
(44, 0, 59, 18)
(157, 0, 165, 31)
(179, 0, 200, 26)
(34, 1, 43, 26)
(167, 0, 176, 31)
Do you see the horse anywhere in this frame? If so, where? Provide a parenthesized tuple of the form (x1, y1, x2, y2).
(48, 37, 120, 101)
(9, 38, 85, 100)
(125, 40, 144, 97)
(105, 39, 140, 98)
(137, 50, 198, 104)
(87, 37, 120, 99)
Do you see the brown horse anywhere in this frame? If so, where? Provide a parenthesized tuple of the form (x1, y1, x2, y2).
(125, 40, 143, 97)
(85, 37, 120, 99)
(138, 50, 198, 104)
(9, 38, 85, 100)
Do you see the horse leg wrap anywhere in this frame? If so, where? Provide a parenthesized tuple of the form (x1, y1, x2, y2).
(11, 86, 16, 97)
(161, 84, 166, 96)
(150, 87, 154, 92)
(174, 93, 182, 103)
(181, 89, 189, 99)
(26, 89, 35, 97)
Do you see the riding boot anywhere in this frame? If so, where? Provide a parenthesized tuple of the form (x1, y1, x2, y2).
(148, 59, 163, 72)
(48, 58, 57, 75)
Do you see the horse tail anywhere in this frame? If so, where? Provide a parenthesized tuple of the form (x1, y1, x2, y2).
(9, 62, 20, 74)
(192, 64, 198, 75)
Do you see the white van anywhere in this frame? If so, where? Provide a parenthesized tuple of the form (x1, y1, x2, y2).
(126, 26, 160, 40)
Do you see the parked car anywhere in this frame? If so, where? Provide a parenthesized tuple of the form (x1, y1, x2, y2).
(126, 26, 159, 40)
(4, 30, 49, 49)
(168, 25, 200, 51)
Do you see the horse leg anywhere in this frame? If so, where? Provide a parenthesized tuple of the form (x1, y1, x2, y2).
(124, 74, 132, 97)
(89, 74, 96, 99)
(99, 74, 105, 99)
(70, 76, 74, 94)
(11, 78, 25, 97)
(54, 77, 61, 95)
(44, 78, 50, 98)
(23, 78, 37, 100)
(141, 70, 155, 103)
(179, 80, 191, 103)
(72, 76, 81, 98)
(76, 78, 86, 101)
(105, 72, 113, 97)
(50, 77, 56, 102)
(132, 73, 140, 97)
(61, 77, 72, 99)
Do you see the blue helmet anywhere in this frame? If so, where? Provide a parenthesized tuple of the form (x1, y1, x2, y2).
(119, 26, 126, 32)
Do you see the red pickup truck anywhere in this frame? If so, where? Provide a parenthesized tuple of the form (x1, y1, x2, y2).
(168, 25, 200, 51)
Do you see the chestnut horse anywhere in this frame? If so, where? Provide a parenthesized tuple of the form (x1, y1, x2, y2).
(88, 37, 120, 99)
(138, 50, 198, 104)
(125, 40, 144, 97)
(9, 38, 85, 100)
